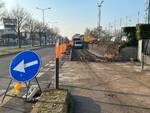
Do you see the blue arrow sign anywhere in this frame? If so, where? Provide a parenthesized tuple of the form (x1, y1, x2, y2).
(9, 50, 41, 82)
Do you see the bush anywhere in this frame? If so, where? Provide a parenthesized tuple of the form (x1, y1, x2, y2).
(136, 24, 150, 40)
(122, 26, 137, 46)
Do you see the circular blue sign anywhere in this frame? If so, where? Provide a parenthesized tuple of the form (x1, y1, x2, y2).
(9, 50, 41, 82)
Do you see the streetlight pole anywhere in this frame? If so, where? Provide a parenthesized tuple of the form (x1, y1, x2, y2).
(42, 10, 44, 26)
(36, 7, 51, 27)
(36, 7, 51, 46)
(97, 0, 104, 38)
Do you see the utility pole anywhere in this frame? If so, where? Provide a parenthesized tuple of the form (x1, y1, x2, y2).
(145, 0, 150, 23)
(126, 16, 128, 26)
(108, 22, 111, 32)
(120, 18, 122, 37)
(148, 0, 150, 23)
(36, 7, 51, 27)
(114, 19, 116, 35)
(120, 18, 122, 28)
(97, 0, 104, 38)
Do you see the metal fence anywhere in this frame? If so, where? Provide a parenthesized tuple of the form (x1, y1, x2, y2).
(142, 39, 150, 56)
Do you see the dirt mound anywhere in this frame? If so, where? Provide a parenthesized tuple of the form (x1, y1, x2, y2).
(90, 41, 137, 61)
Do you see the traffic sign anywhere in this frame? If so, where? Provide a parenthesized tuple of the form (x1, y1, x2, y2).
(9, 50, 41, 82)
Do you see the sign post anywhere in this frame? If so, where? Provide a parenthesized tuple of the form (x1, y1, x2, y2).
(1, 50, 42, 104)
(54, 38, 60, 89)
(55, 57, 59, 89)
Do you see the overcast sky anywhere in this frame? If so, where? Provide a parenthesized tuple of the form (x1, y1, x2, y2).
(3, 0, 146, 38)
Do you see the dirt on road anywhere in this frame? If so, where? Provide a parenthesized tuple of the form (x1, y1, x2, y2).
(60, 49, 150, 113)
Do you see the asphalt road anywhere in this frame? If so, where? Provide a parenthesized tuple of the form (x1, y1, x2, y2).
(0, 46, 54, 90)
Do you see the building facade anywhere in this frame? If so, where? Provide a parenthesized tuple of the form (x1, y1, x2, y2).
(0, 18, 17, 46)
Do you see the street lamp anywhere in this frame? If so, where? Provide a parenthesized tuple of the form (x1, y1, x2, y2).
(36, 7, 51, 27)
(36, 7, 51, 46)
(97, 0, 104, 38)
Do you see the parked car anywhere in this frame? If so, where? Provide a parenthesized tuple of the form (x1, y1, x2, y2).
(73, 40, 83, 49)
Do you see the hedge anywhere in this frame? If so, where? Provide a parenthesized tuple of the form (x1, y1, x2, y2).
(122, 26, 137, 46)
(136, 24, 150, 40)
(122, 27, 136, 34)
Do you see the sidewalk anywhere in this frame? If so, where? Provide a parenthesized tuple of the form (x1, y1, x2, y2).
(59, 61, 150, 113)
(60, 61, 101, 113)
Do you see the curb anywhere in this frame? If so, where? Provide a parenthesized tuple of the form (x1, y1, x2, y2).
(31, 89, 71, 113)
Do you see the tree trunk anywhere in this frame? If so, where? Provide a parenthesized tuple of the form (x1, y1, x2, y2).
(39, 32, 42, 46)
(31, 36, 34, 47)
(18, 31, 21, 48)
(31, 33, 34, 47)
(45, 35, 47, 46)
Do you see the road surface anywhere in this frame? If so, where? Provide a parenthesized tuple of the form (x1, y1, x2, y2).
(0, 47, 54, 90)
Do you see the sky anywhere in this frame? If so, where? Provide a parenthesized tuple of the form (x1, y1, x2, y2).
(3, 0, 146, 38)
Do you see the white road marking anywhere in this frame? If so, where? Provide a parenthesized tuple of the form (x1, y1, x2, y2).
(50, 64, 55, 67)
(45, 68, 50, 72)
(45, 63, 49, 67)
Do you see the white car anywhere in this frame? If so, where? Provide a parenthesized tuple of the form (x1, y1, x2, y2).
(121, 36, 128, 41)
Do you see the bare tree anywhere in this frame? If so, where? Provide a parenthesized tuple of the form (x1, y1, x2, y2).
(34, 21, 43, 46)
(84, 28, 97, 38)
(23, 16, 39, 46)
(10, 6, 30, 48)
(43, 24, 49, 46)
(0, 0, 5, 17)
(84, 28, 91, 37)
(34, 22, 53, 46)
(84, 27, 109, 40)
(47, 27, 59, 44)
